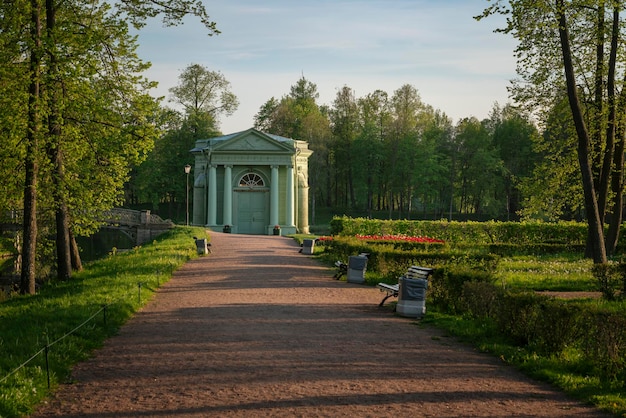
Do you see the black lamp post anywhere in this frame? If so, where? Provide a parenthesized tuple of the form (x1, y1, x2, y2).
(184, 164, 191, 225)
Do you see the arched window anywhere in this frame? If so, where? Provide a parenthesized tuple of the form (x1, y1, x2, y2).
(239, 173, 265, 188)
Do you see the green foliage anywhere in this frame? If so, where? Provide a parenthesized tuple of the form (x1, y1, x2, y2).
(331, 216, 592, 246)
(518, 97, 583, 220)
(582, 307, 626, 381)
(436, 282, 626, 402)
(435, 277, 626, 385)
(428, 266, 496, 314)
(494, 291, 545, 346)
(487, 243, 586, 256)
(498, 255, 595, 292)
(132, 111, 216, 210)
(168, 64, 238, 122)
(530, 299, 584, 355)
(425, 310, 626, 416)
(254, 77, 540, 221)
(130, 63, 238, 210)
(0, 226, 207, 416)
(323, 218, 626, 413)
(2, 0, 218, 290)
(321, 235, 499, 283)
(591, 263, 626, 301)
(460, 281, 504, 319)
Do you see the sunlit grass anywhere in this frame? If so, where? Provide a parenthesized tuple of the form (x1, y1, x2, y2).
(0, 226, 207, 417)
(497, 255, 597, 291)
(423, 311, 626, 416)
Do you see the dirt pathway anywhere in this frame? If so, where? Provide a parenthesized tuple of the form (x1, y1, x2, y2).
(33, 232, 609, 417)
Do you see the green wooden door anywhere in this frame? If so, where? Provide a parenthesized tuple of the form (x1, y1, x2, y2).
(236, 191, 268, 234)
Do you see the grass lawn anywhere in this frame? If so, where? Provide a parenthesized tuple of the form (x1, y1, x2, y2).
(497, 254, 598, 292)
(0, 226, 207, 417)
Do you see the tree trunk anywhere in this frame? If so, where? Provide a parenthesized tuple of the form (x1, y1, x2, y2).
(604, 7, 625, 256)
(325, 153, 332, 207)
(591, 3, 605, 197)
(556, 0, 607, 264)
(21, 0, 42, 295)
(605, 133, 624, 254)
(597, 6, 619, 224)
(55, 201, 72, 280)
(69, 229, 83, 272)
(46, 0, 72, 280)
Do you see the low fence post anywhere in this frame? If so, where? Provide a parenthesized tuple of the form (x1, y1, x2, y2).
(44, 344, 50, 389)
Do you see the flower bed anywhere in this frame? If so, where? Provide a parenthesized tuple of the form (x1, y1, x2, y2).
(355, 234, 445, 244)
(316, 234, 444, 244)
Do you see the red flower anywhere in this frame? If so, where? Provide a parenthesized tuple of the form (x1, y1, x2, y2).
(355, 234, 444, 244)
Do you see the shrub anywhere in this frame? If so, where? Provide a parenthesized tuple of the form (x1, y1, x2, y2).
(321, 236, 499, 282)
(488, 243, 586, 256)
(330, 216, 596, 247)
(583, 307, 626, 381)
(428, 266, 496, 314)
(461, 281, 504, 319)
(592, 263, 624, 300)
(494, 291, 542, 346)
(530, 299, 585, 355)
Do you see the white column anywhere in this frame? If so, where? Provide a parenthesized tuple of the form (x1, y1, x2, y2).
(208, 164, 217, 225)
(286, 165, 294, 226)
(223, 165, 233, 226)
(298, 174, 310, 234)
(270, 165, 279, 227)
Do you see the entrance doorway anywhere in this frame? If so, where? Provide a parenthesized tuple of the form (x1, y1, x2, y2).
(235, 190, 268, 234)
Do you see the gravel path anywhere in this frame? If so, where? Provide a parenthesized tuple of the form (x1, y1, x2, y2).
(33, 232, 610, 417)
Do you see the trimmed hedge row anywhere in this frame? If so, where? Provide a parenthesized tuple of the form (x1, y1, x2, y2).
(330, 216, 595, 246)
(320, 236, 499, 282)
(461, 282, 626, 380)
(320, 217, 626, 383)
(487, 243, 587, 256)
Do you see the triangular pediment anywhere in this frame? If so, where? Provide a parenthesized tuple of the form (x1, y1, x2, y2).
(213, 129, 293, 153)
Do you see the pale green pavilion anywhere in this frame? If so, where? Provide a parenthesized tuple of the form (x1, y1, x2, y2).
(190, 128, 313, 235)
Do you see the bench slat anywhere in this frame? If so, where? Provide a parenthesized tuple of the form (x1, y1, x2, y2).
(377, 266, 433, 307)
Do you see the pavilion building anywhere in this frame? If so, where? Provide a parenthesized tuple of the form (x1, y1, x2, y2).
(190, 128, 313, 235)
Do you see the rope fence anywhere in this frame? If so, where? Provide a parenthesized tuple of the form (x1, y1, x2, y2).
(0, 278, 158, 389)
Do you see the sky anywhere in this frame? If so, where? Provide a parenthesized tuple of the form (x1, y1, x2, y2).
(135, 0, 518, 134)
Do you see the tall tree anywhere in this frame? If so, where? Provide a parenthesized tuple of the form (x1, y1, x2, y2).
(330, 86, 359, 208)
(253, 77, 331, 220)
(454, 117, 503, 216)
(132, 64, 238, 216)
(518, 96, 583, 220)
(12, 0, 219, 293)
(386, 84, 424, 218)
(355, 90, 391, 217)
(478, 0, 626, 262)
(21, 0, 43, 293)
(490, 104, 541, 220)
(168, 63, 238, 135)
(556, 0, 606, 262)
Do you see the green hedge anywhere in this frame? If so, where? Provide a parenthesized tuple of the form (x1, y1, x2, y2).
(322, 236, 499, 282)
(428, 267, 496, 314)
(460, 282, 626, 381)
(330, 216, 596, 246)
(487, 243, 587, 256)
(323, 217, 626, 383)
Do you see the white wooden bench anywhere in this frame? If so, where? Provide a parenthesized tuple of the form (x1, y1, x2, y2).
(333, 260, 347, 279)
(377, 266, 433, 307)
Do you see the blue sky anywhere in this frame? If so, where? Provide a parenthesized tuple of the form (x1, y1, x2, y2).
(135, 0, 517, 134)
